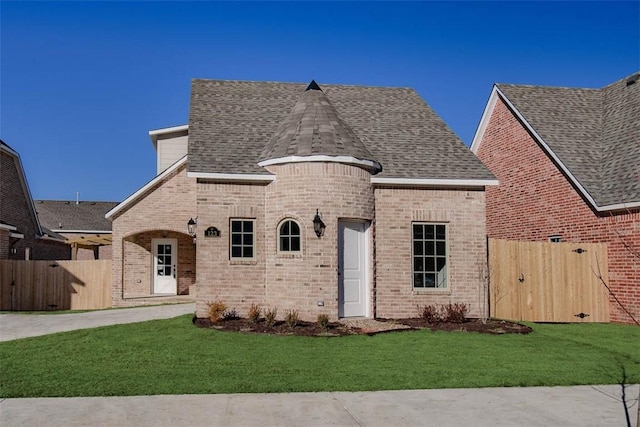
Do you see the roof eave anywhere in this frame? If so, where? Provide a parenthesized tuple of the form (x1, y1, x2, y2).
(371, 177, 498, 188)
(106, 156, 188, 219)
(258, 155, 382, 174)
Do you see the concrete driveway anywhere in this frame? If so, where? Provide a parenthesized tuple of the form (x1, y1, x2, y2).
(0, 303, 195, 341)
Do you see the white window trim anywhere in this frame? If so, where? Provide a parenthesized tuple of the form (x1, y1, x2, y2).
(230, 219, 256, 260)
(277, 219, 302, 254)
(411, 222, 449, 290)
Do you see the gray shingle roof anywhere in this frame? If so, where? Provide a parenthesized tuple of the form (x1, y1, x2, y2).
(497, 71, 640, 208)
(259, 81, 381, 172)
(35, 200, 119, 232)
(188, 79, 494, 181)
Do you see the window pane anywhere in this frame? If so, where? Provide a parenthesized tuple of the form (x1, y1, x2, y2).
(436, 241, 446, 256)
(290, 221, 300, 235)
(244, 221, 253, 232)
(425, 257, 435, 272)
(413, 224, 423, 239)
(165, 245, 171, 254)
(414, 241, 423, 255)
(244, 246, 253, 258)
(437, 257, 446, 272)
(158, 256, 164, 265)
(231, 221, 241, 232)
(425, 225, 435, 240)
(281, 221, 289, 235)
(164, 266, 171, 276)
(425, 273, 436, 288)
(158, 245, 164, 255)
(436, 224, 446, 240)
(280, 238, 289, 251)
(413, 257, 423, 272)
(231, 234, 241, 245)
(231, 246, 241, 258)
(243, 233, 253, 245)
(291, 237, 300, 251)
(425, 241, 435, 255)
(413, 273, 424, 288)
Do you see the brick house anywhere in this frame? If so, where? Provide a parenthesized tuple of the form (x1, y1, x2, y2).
(1, 140, 69, 260)
(472, 72, 640, 324)
(35, 200, 118, 260)
(107, 79, 497, 321)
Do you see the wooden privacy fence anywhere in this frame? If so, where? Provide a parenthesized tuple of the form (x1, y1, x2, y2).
(488, 239, 610, 322)
(0, 260, 112, 311)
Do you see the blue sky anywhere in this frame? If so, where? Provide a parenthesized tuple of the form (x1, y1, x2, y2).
(1, 1, 638, 202)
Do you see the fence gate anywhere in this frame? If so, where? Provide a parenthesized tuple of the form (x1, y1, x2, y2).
(0, 260, 112, 311)
(488, 239, 610, 322)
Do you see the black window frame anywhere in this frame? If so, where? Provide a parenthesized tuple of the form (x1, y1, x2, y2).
(278, 219, 301, 253)
(412, 222, 448, 289)
(230, 219, 255, 259)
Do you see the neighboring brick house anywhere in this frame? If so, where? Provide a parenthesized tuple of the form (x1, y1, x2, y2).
(0, 140, 68, 260)
(472, 72, 640, 324)
(107, 79, 497, 321)
(35, 200, 118, 260)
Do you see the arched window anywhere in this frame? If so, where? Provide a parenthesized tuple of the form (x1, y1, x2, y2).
(278, 219, 301, 252)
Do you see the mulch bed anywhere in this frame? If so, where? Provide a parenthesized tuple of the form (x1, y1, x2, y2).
(193, 316, 532, 337)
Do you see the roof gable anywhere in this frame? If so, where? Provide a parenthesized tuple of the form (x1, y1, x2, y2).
(188, 79, 494, 181)
(473, 72, 640, 211)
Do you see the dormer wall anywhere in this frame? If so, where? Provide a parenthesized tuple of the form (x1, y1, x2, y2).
(149, 125, 188, 175)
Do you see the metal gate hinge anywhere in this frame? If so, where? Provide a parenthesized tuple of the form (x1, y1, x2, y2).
(575, 312, 590, 319)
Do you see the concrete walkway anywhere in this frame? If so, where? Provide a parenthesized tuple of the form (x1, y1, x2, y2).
(0, 303, 195, 341)
(0, 305, 637, 426)
(1, 385, 637, 426)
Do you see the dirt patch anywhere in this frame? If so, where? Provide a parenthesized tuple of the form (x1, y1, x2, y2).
(193, 316, 532, 336)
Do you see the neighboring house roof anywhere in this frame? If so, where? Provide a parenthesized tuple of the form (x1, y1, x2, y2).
(35, 200, 119, 232)
(472, 72, 640, 211)
(258, 81, 382, 173)
(0, 139, 44, 237)
(188, 79, 495, 182)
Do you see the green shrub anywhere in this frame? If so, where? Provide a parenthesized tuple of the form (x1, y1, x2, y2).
(317, 314, 330, 330)
(248, 303, 262, 324)
(284, 310, 299, 330)
(264, 306, 278, 327)
(207, 300, 227, 323)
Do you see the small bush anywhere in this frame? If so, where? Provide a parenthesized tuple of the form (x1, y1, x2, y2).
(285, 310, 299, 330)
(248, 303, 262, 324)
(222, 308, 239, 320)
(317, 314, 330, 330)
(264, 306, 278, 327)
(420, 304, 442, 324)
(442, 303, 468, 323)
(208, 300, 227, 323)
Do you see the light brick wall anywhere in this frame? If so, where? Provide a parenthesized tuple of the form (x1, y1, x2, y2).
(194, 181, 267, 319)
(374, 187, 488, 319)
(477, 97, 640, 323)
(111, 164, 197, 306)
(263, 163, 375, 321)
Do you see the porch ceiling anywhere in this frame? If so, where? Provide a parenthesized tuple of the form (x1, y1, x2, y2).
(66, 234, 112, 246)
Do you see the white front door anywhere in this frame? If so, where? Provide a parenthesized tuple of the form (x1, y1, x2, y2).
(152, 238, 177, 294)
(338, 221, 368, 318)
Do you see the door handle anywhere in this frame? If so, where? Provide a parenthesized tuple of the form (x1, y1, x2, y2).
(173, 265, 176, 278)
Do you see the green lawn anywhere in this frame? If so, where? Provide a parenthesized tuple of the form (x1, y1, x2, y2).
(1, 315, 638, 397)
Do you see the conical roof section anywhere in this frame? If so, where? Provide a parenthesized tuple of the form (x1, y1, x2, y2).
(258, 80, 382, 173)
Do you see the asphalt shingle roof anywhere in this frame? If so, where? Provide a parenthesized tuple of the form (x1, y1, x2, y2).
(259, 81, 381, 172)
(188, 79, 494, 181)
(497, 72, 640, 207)
(35, 200, 119, 232)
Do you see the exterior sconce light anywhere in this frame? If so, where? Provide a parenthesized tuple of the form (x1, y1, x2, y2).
(187, 217, 197, 243)
(313, 209, 326, 238)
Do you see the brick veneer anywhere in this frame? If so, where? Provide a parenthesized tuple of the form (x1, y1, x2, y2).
(374, 187, 488, 319)
(476, 97, 640, 323)
(1, 151, 70, 260)
(111, 164, 196, 306)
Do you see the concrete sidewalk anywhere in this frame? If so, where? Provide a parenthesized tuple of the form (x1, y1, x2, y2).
(0, 303, 195, 341)
(1, 385, 637, 426)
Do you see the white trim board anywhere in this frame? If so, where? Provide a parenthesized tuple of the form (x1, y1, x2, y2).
(106, 156, 188, 219)
(371, 177, 498, 188)
(187, 172, 276, 182)
(258, 155, 382, 173)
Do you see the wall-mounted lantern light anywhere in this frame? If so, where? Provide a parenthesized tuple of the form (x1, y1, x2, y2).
(313, 209, 326, 238)
(187, 217, 197, 243)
